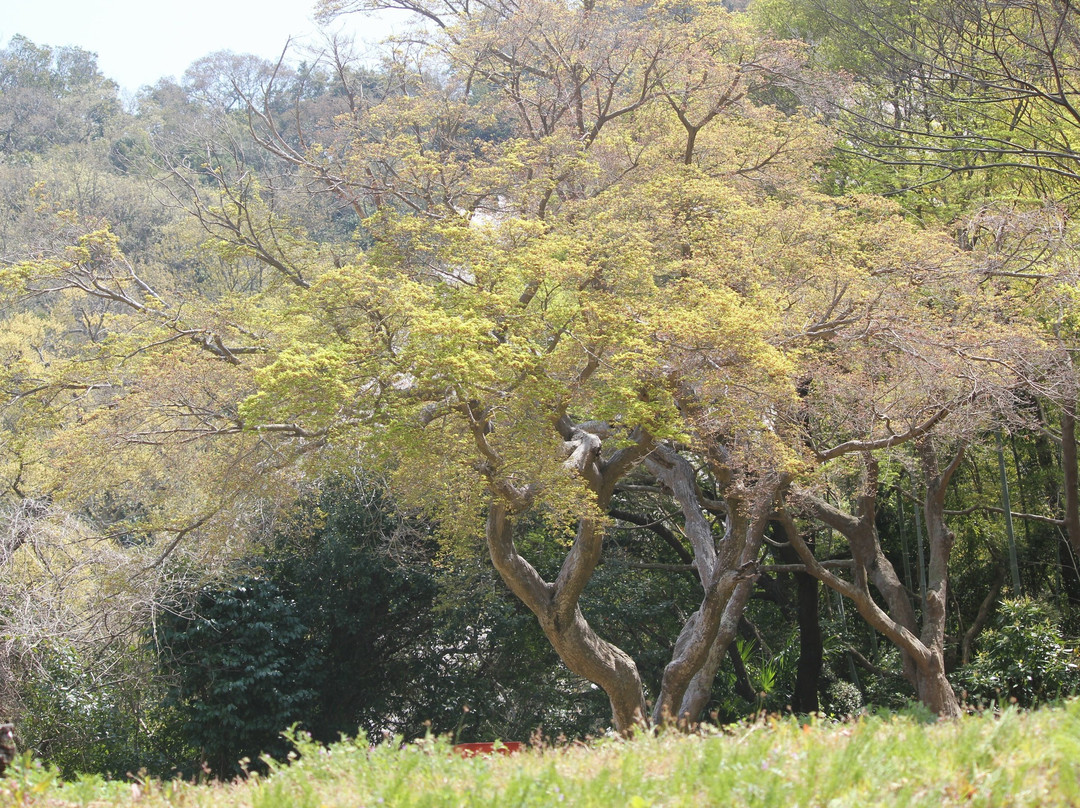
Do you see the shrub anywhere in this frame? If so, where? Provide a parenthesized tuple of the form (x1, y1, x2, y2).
(16, 640, 180, 778)
(957, 598, 1080, 708)
(154, 576, 319, 778)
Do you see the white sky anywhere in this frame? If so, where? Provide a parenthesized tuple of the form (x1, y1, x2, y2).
(3, 0, 406, 95)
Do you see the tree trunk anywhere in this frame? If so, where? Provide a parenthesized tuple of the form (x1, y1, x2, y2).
(1061, 406, 1080, 556)
(486, 502, 648, 733)
(787, 513, 961, 717)
(662, 611, 721, 721)
(674, 574, 756, 723)
(651, 475, 786, 724)
(915, 440, 963, 719)
(862, 537, 920, 688)
(644, 446, 791, 724)
(771, 522, 820, 713)
(651, 567, 747, 723)
(787, 443, 964, 720)
(794, 463, 919, 689)
(1037, 407, 1080, 604)
(791, 562, 822, 713)
(536, 604, 648, 731)
(915, 653, 960, 718)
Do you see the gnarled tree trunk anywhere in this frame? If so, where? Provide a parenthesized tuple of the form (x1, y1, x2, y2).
(478, 419, 656, 734)
(914, 440, 962, 718)
(650, 470, 788, 724)
(787, 446, 963, 719)
(486, 503, 648, 733)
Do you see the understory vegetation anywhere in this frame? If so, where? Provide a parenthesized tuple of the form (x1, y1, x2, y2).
(8, 702, 1080, 807)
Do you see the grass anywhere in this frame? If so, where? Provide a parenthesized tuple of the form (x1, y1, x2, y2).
(6, 700, 1080, 807)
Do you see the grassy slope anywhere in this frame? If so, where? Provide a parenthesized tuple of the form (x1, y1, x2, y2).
(7, 700, 1080, 807)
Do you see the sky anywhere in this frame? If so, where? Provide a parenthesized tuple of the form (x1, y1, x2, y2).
(3, 0, 406, 96)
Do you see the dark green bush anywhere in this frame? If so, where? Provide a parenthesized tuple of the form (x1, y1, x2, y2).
(957, 598, 1080, 708)
(154, 576, 319, 778)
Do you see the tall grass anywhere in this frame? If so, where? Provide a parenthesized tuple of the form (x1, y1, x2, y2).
(8, 700, 1080, 807)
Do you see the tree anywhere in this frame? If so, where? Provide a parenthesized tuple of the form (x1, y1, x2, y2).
(0, 497, 187, 777)
(0, 35, 120, 155)
(1, 0, 1041, 731)
(753, 0, 1080, 205)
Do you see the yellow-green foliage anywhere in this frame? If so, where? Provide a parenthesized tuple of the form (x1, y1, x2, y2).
(1, 0, 1037, 569)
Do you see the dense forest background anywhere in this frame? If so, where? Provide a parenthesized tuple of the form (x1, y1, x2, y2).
(3, 0, 1080, 780)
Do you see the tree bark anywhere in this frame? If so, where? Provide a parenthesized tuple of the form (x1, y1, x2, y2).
(785, 446, 963, 720)
(674, 569, 758, 723)
(651, 474, 786, 724)
(915, 440, 962, 719)
(794, 462, 919, 689)
(915, 657, 959, 716)
(486, 502, 648, 733)
(1060, 406, 1080, 556)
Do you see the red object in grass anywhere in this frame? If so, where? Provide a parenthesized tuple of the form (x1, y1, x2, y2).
(453, 741, 523, 757)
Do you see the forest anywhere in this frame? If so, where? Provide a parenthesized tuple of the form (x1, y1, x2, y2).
(2, 0, 1080, 781)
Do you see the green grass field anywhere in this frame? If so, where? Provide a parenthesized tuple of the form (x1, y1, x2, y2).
(7, 701, 1080, 807)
